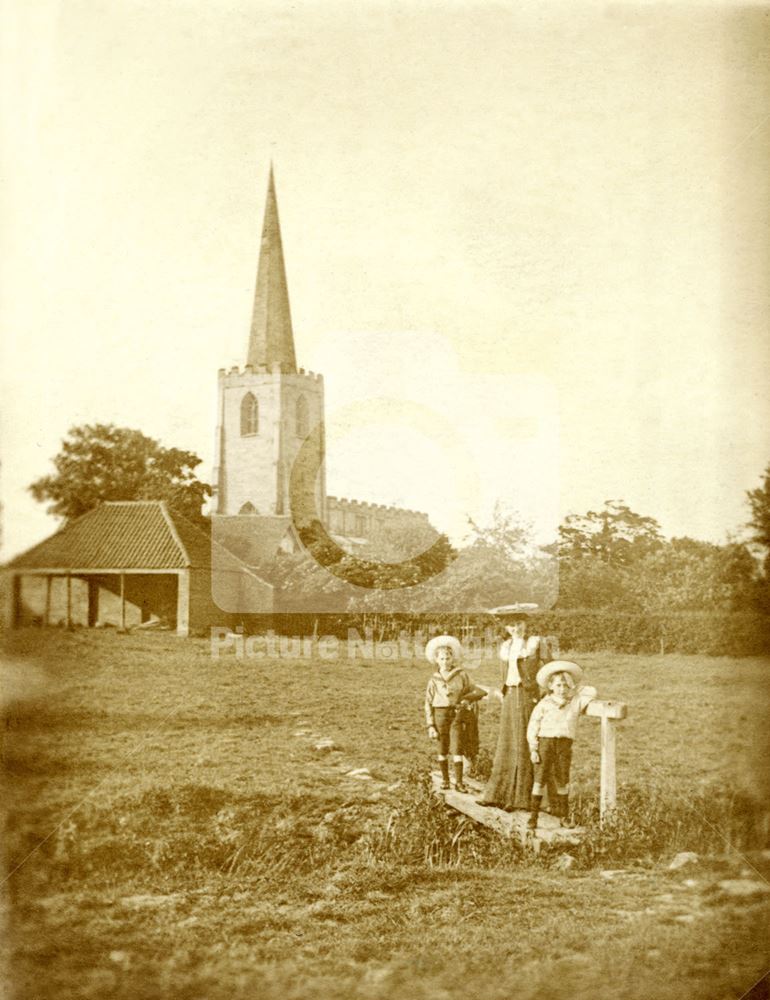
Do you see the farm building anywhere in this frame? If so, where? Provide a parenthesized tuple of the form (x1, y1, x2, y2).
(2, 500, 273, 636)
(3, 168, 433, 628)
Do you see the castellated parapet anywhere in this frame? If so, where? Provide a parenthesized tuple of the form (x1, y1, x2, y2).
(218, 365, 323, 384)
(325, 495, 430, 540)
(326, 496, 428, 518)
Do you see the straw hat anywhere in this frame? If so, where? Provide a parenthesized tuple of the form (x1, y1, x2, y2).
(425, 635, 463, 665)
(536, 660, 583, 690)
(487, 603, 539, 620)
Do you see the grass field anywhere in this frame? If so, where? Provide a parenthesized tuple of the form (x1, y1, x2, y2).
(2, 627, 770, 1000)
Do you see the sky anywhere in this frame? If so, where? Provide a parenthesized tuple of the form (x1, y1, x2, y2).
(2, 0, 769, 557)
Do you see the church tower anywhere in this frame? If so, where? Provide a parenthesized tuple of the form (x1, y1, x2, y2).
(212, 168, 326, 523)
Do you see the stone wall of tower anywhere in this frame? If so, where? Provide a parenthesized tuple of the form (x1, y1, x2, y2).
(213, 364, 325, 520)
(279, 371, 327, 527)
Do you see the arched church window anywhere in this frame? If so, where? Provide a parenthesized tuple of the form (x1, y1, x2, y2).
(295, 395, 309, 437)
(240, 393, 258, 436)
(238, 502, 257, 515)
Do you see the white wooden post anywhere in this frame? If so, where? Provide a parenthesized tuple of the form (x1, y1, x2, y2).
(585, 699, 627, 821)
(600, 716, 616, 814)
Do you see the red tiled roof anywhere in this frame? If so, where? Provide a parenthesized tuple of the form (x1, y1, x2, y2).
(172, 513, 261, 572)
(8, 501, 197, 570)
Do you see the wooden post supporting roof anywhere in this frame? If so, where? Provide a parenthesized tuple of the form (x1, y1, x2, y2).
(4, 574, 21, 628)
(119, 572, 126, 632)
(176, 569, 190, 637)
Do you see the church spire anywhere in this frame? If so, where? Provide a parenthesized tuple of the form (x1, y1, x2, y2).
(246, 165, 297, 372)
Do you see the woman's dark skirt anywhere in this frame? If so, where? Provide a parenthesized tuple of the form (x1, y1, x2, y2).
(480, 686, 536, 810)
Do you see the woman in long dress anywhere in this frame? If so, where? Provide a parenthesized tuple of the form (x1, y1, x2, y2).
(480, 611, 554, 810)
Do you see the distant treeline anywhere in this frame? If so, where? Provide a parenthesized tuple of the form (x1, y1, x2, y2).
(221, 494, 770, 655)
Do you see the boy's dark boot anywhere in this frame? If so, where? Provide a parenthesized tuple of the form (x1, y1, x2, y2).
(453, 761, 467, 793)
(556, 794, 576, 828)
(527, 794, 543, 830)
(439, 759, 450, 790)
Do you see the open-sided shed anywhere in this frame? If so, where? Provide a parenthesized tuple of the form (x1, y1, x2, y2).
(2, 501, 273, 636)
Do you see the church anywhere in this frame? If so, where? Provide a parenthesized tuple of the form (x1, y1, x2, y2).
(210, 167, 431, 560)
(2, 168, 432, 633)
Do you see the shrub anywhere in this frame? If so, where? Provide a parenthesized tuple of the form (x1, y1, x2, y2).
(571, 784, 770, 866)
(361, 769, 520, 868)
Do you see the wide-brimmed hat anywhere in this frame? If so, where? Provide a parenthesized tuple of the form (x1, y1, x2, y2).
(536, 660, 583, 690)
(487, 603, 539, 621)
(425, 635, 463, 665)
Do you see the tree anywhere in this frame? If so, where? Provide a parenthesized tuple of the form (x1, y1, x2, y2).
(467, 503, 538, 563)
(265, 517, 457, 615)
(29, 423, 212, 525)
(555, 558, 635, 611)
(628, 537, 760, 613)
(747, 462, 770, 575)
(353, 519, 456, 591)
(410, 507, 557, 613)
(557, 500, 663, 567)
(552, 500, 663, 610)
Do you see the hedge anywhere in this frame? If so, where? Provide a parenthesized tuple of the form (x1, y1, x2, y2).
(258, 610, 770, 657)
(525, 610, 770, 656)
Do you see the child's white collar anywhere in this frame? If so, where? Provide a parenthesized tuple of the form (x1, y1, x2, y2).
(546, 691, 574, 707)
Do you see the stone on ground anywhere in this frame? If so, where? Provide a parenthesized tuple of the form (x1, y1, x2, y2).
(668, 851, 699, 870)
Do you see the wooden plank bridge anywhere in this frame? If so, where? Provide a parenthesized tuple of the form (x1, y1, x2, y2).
(434, 698, 628, 846)
(431, 772, 585, 847)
